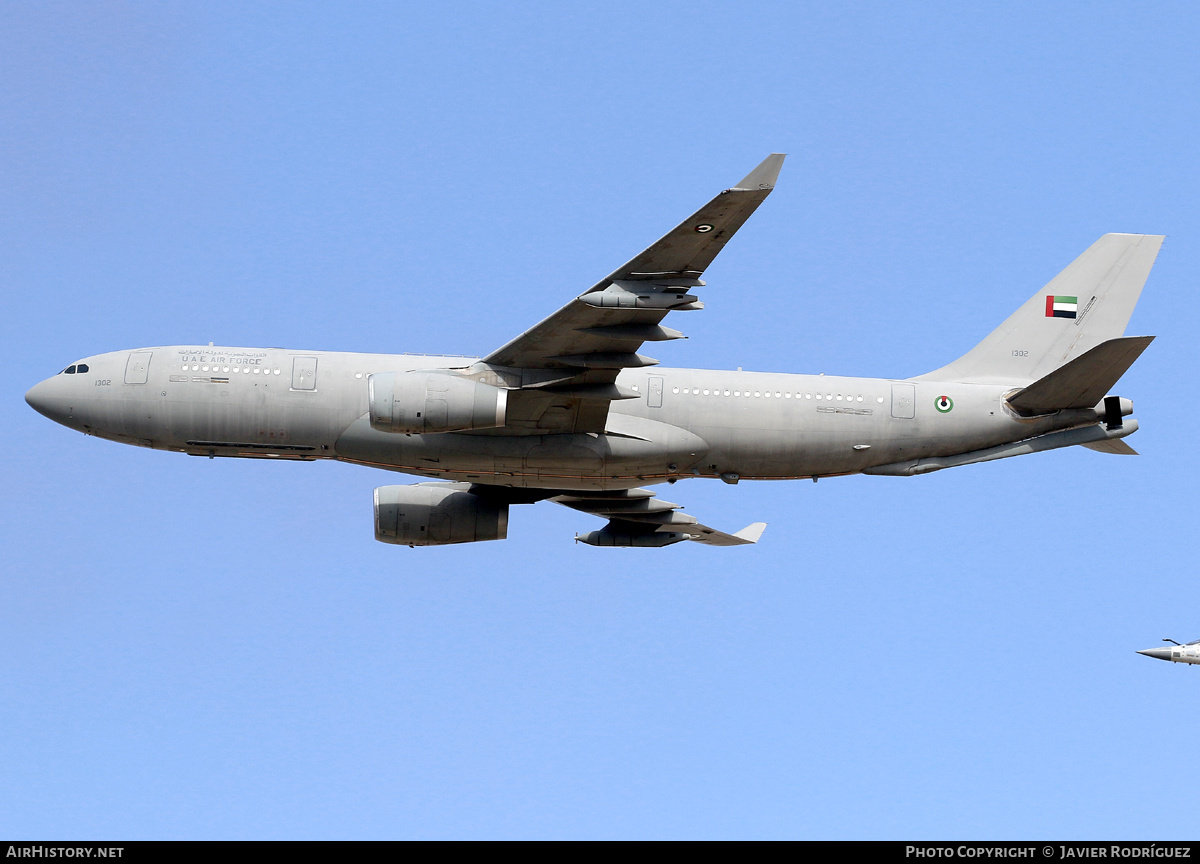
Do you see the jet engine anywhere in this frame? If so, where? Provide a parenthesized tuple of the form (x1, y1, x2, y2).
(368, 371, 508, 434)
(374, 483, 508, 546)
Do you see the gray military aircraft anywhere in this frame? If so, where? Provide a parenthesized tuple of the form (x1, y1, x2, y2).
(1138, 640, 1200, 664)
(25, 154, 1163, 548)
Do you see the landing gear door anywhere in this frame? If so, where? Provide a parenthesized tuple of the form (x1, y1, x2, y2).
(890, 383, 915, 419)
(124, 352, 152, 384)
(647, 376, 663, 408)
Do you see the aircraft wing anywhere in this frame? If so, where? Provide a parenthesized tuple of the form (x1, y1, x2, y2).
(553, 488, 767, 548)
(478, 154, 785, 434)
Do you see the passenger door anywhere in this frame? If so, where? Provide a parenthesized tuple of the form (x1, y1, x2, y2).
(124, 352, 152, 384)
(647, 376, 664, 408)
(291, 356, 318, 390)
(890, 383, 915, 419)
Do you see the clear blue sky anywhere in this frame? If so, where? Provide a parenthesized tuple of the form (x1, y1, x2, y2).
(4, 1, 1199, 839)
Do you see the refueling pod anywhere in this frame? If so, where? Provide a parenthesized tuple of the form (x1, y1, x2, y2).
(575, 529, 690, 548)
(368, 371, 507, 434)
(374, 483, 508, 546)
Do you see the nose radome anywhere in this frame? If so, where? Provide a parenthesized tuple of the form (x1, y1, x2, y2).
(25, 377, 69, 424)
(1137, 648, 1173, 661)
(25, 379, 52, 416)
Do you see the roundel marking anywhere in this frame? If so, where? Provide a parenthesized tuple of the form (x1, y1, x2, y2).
(695, 223, 714, 233)
(935, 395, 954, 413)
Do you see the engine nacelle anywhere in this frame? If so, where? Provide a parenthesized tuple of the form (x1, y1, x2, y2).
(368, 371, 507, 434)
(374, 484, 508, 546)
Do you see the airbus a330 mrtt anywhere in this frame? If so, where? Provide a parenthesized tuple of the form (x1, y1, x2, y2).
(25, 154, 1162, 547)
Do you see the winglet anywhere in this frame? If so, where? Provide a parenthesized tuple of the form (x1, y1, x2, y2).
(733, 154, 786, 191)
(733, 522, 768, 543)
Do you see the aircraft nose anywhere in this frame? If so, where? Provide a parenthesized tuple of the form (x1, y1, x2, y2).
(25, 377, 68, 423)
(1137, 648, 1173, 661)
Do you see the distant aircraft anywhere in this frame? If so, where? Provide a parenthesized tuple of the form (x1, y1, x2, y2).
(25, 154, 1163, 548)
(1138, 640, 1200, 664)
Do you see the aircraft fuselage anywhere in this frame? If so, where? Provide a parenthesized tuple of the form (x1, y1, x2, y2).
(26, 345, 1108, 491)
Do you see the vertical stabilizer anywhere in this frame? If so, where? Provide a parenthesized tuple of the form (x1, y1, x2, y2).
(918, 234, 1163, 384)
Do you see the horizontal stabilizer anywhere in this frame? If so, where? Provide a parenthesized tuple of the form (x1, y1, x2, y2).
(1081, 439, 1139, 455)
(1006, 335, 1154, 414)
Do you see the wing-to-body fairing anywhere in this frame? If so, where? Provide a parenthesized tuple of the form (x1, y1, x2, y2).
(25, 155, 1162, 547)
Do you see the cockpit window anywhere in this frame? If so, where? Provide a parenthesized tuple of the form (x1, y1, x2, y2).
(1186, 638, 1200, 646)
(77, 363, 89, 373)
(64, 365, 76, 374)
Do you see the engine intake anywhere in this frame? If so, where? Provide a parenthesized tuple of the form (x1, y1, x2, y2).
(368, 371, 507, 434)
(374, 484, 508, 546)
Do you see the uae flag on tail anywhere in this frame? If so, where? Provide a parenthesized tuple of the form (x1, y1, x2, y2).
(1045, 295, 1078, 319)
